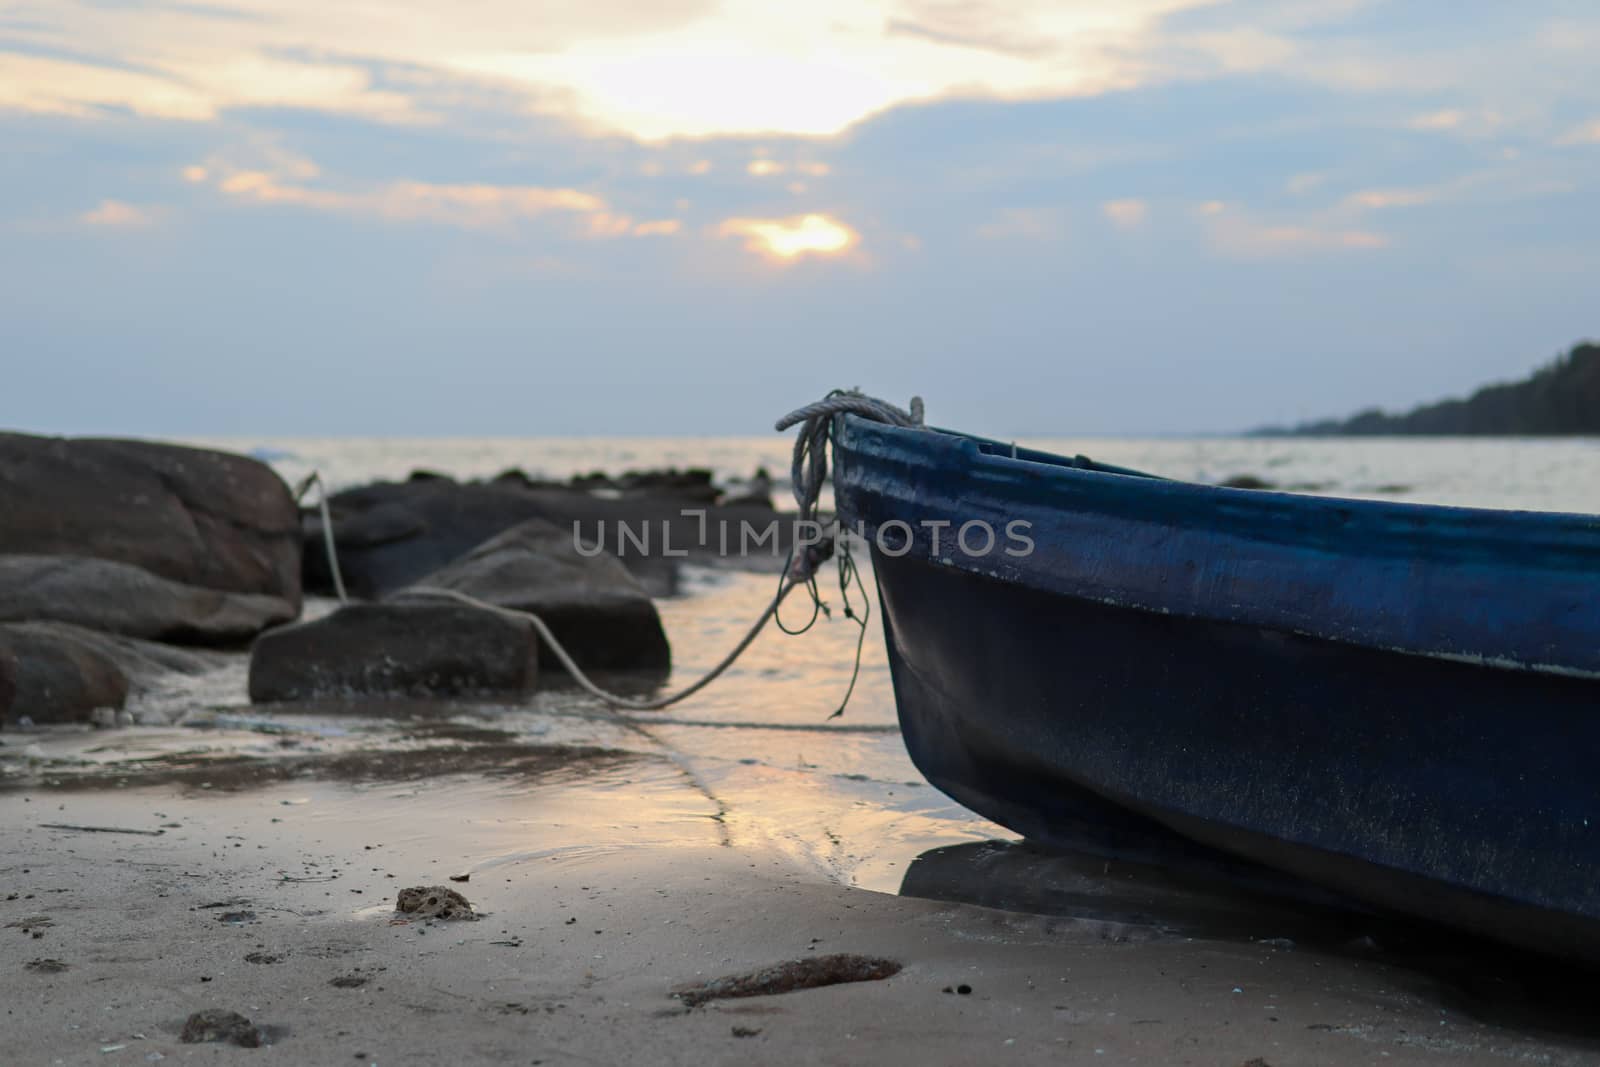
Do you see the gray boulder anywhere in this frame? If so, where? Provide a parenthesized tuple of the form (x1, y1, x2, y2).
(0, 433, 301, 609)
(0, 621, 229, 726)
(248, 601, 538, 703)
(0, 555, 297, 644)
(411, 519, 670, 674)
(303, 477, 790, 599)
(0, 623, 130, 724)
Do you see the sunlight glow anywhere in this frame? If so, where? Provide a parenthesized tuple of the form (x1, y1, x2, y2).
(0, 0, 1206, 140)
(717, 213, 858, 261)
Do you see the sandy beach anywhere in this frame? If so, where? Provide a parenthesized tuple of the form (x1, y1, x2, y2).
(7, 742, 1600, 1067)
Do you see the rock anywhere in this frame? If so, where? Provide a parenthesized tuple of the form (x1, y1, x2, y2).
(26, 621, 228, 683)
(0, 623, 129, 725)
(305, 478, 790, 600)
(490, 467, 562, 491)
(179, 1008, 262, 1047)
(0, 621, 227, 726)
(0, 555, 296, 643)
(396, 885, 475, 920)
(304, 480, 552, 598)
(614, 467, 719, 503)
(0, 433, 301, 608)
(1218, 474, 1276, 490)
(719, 466, 775, 509)
(247, 600, 538, 703)
(412, 519, 670, 674)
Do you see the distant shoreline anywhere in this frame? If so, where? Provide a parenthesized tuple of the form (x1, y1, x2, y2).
(1254, 341, 1600, 436)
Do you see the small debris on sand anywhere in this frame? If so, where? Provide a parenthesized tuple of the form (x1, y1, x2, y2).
(674, 953, 901, 1008)
(244, 951, 281, 964)
(25, 958, 68, 973)
(396, 885, 475, 920)
(216, 910, 257, 924)
(180, 1008, 262, 1048)
(330, 973, 369, 988)
(448, 873, 470, 883)
(731, 1025, 762, 1038)
(38, 822, 164, 836)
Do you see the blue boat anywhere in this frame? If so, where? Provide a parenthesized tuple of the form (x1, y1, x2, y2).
(829, 414, 1600, 961)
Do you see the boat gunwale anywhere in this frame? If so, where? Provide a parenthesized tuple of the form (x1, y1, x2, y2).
(832, 415, 1600, 679)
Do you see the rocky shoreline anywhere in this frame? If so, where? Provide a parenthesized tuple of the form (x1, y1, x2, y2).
(0, 431, 783, 728)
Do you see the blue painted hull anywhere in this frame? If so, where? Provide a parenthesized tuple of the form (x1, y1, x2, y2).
(832, 417, 1600, 960)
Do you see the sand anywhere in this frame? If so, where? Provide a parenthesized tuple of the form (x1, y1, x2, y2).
(6, 774, 1600, 1067)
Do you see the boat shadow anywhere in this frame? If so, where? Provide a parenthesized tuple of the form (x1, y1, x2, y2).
(900, 836, 1600, 1041)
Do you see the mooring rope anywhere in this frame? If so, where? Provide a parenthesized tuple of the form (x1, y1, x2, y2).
(397, 582, 802, 711)
(292, 471, 347, 603)
(299, 391, 924, 713)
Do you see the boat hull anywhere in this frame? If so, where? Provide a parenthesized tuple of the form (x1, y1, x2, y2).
(832, 415, 1600, 960)
(872, 550, 1600, 960)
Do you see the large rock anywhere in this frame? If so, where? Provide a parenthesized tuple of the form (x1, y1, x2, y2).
(248, 601, 538, 703)
(0, 433, 301, 608)
(412, 519, 670, 674)
(305, 478, 789, 600)
(0, 555, 297, 644)
(0, 623, 130, 724)
(0, 621, 229, 726)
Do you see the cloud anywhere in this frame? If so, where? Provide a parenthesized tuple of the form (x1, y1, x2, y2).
(0, 0, 1216, 139)
(716, 212, 858, 261)
(79, 199, 157, 227)
(1557, 119, 1600, 146)
(744, 158, 830, 177)
(1206, 212, 1388, 258)
(0, 50, 424, 123)
(1409, 108, 1466, 131)
(1102, 198, 1148, 228)
(187, 147, 646, 234)
(1343, 187, 1435, 210)
(9, 0, 1600, 149)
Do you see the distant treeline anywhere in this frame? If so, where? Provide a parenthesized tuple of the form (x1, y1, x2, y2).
(1258, 342, 1600, 436)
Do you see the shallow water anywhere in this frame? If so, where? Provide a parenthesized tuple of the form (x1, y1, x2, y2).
(8, 432, 1600, 996)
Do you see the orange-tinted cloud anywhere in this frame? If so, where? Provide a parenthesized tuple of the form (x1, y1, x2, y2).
(1102, 198, 1148, 228)
(1557, 119, 1600, 145)
(716, 213, 858, 261)
(1206, 210, 1388, 258)
(79, 199, 156, 227)
(1344, 188, 1434, 210)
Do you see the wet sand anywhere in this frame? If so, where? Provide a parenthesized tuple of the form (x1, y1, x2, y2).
(7, 752, 1600, 1066)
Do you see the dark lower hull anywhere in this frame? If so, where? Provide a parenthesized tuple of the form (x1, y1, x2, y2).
(872, 550, 1600, 962)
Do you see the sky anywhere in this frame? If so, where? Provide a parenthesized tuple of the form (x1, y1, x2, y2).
(2, 0, 1598, 436)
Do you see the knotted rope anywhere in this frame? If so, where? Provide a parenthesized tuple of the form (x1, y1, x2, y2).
(302, 391, 924, 714)
(770, 390, 925, 715)
(775, 391, 924, 531)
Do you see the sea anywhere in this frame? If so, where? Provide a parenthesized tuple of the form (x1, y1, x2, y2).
(13, 434, 1600, 935)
